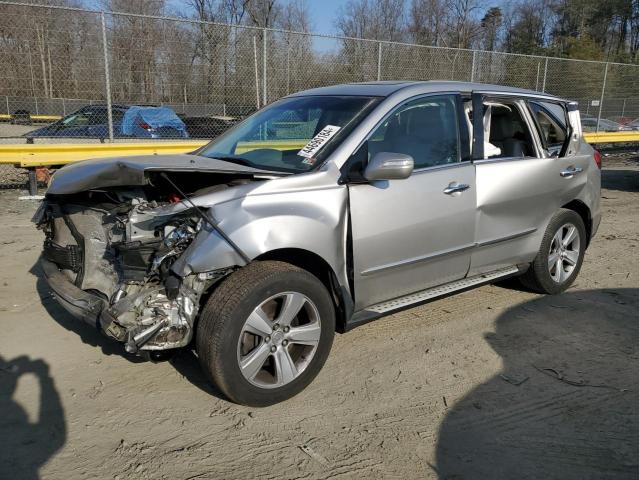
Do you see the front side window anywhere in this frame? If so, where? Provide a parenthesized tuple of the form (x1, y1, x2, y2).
(198, 95, 381, 173)
(365, 95, 461, 169)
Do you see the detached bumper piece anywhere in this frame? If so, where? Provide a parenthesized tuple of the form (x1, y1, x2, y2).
(40, 258, 105, 328)
(43, 241, 82, 273)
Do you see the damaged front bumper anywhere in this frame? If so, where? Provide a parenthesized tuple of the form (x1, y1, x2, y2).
(41, 255, 204, 353)
(41, 257, 105, 328)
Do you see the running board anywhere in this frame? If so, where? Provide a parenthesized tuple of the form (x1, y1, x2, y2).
(345, 265, 521, 331)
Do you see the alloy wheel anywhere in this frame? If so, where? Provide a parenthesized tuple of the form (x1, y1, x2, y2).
(237, 292, 321, 389)
(548, 223, 581, 283)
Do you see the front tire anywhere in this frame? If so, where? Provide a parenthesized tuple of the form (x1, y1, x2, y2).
(196, 261, 335, 407)
(520, 209, 586, 294)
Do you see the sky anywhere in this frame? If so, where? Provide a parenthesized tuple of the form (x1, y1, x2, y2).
(305, 0, 345, 35)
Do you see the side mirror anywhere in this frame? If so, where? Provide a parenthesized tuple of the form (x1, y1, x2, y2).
(364, 152, 414, 181)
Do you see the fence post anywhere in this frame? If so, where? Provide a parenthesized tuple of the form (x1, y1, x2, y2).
(253, 36, 260, 109)
(535, 61, 540, 91)
(541, 57, 548, 92)
(470, 50, 476, 82)
(377, 42, 382, 81)
(100, 12, 114, 142)
(621, 98, 626, 118)
(262, 29, 267, 106)
(5, 96, 9, 116)
(596, 62, 609, 133)
(62, 97, 66, 116)
(35, 97, 38, 115)
(286, 41, 291, 95)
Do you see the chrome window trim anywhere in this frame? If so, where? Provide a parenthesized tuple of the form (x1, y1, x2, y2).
(473, 156, 537, 165)
(470, 90, 567, 104)
(411, 159, 472, 175)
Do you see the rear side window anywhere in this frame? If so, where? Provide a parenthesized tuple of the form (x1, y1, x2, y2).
(529, 101, 568, 156)
(483, 101, 536, 159)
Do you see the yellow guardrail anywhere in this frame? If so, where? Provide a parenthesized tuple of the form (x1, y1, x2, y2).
(0, 132, 637, 169)
(582, 131, 639, 143)
(0, 141, 208, 168)
(0, 114, 61, 122)
(0, 140, 310, 168)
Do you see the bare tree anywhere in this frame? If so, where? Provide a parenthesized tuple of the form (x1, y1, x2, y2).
(408, 0, 447, 46)
(335, 0, 406, 41)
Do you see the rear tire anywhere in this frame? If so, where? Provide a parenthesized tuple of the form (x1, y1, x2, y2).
(196, 261, 335, 407)
(520, 209, 586, 294)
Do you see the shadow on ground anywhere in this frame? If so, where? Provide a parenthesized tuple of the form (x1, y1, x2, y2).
(31, 262, 142, 362)
(0, 355, 66, 480)
(601, 168, 639, 192)
(435, 288, 639, 480)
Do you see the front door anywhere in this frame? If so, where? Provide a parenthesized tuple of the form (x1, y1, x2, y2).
(348, 94, 476, 310)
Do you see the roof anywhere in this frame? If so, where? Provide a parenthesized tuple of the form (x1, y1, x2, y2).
(288, 80, 565, 101)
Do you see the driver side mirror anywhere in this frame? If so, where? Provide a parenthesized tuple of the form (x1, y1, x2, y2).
(364, 152, 414, 181)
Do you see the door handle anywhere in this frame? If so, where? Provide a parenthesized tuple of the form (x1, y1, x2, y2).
(443, 183, 470, 195)
(560, 166, 583, 178)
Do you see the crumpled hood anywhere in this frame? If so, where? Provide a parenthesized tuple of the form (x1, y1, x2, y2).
(46, 153, 279, 195)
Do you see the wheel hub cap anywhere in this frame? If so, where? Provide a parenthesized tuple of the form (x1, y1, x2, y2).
(271, 330, 284, 346)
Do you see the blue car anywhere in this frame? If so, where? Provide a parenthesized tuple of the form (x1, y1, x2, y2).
(26, 105, 188, 139)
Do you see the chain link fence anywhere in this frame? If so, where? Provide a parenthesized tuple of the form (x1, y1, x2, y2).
(2, 1, 639, 188)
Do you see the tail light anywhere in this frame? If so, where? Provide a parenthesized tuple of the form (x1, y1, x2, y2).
(139, 121, 152, 131)
(593, 149, 602, 169)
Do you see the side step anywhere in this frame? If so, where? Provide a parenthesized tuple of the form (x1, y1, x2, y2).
(345, 265, 521, 331)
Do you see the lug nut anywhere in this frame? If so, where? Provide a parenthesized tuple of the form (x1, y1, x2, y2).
(265, 336, 271, 342)
(273, 323, 280, 330)
(270, 346, 277, 353)
(283, 326, 290, 333)
(282, 340, 289, 347)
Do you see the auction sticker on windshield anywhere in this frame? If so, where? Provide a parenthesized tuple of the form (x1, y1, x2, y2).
(297, 125, 341, 158)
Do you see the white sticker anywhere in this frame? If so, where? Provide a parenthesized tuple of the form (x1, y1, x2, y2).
(297, 125, 341, 158)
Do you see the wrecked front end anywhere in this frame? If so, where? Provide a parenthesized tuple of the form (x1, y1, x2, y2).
(34, 164, 262, 355)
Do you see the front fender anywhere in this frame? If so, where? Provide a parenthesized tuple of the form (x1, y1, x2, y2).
(171, 185, 350, 293)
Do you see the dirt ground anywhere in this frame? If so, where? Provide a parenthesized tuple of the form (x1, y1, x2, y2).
(0, 155, 637, 480)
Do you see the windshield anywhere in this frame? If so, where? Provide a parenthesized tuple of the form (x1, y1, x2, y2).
(198, 95, 381, 173)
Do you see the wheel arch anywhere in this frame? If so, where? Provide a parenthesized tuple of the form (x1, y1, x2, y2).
(561, 199, 593, 247)
(255, 248, 353, 332)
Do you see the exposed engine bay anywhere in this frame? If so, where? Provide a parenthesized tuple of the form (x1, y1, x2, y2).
(35, 171, 260, 354)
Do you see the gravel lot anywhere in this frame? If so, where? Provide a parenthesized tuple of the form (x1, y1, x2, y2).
(0, 155, 637, 480)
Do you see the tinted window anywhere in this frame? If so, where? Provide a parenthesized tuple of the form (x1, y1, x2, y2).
(367, 95, 460, 169)
(62, 107, 108, 127)
(529, 101, 567, 153)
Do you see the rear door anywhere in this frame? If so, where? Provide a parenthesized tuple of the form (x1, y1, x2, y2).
(348, 93, 476, 309)
(469, 92, 590, 276)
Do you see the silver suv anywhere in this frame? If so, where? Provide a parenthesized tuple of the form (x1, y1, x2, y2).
(36, 81, 601, 406)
